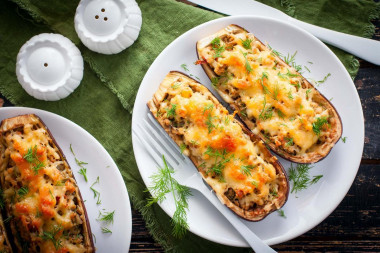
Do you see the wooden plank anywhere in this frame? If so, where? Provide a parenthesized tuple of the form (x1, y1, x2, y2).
(355, 68, 380, 160)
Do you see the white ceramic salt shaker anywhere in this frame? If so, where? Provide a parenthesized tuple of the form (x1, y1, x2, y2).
(74, 0, 142, 54)
(16, 33, 84, 101)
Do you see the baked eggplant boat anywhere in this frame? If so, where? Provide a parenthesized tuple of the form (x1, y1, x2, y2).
(197, 25, 343, 163)
(0, 114, 94, 252)
(148, 71, 289, 221)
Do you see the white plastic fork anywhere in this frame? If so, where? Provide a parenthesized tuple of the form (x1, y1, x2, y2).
(132, 113, 276, 253)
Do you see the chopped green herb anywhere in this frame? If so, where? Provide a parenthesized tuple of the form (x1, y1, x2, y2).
(240, 50, 252, 73)
(270, 189, 278, 197)
(90, 177, 101, 205)
(240, 38, 252, 49)
(278, 209, 286, 218)
(306, 89, 312, 99)
(277, 109, 285, 118)
(287, 90, 294, 100)
(180, 143, 187, 154)
(318, 73, 331, 84)
(312, 116, 329, 136)
(273, 84, 279, 100)
(251, 180, 258, 187)
(78, 168, 88, 182)
(285, 137, 294, 147)
(341, 137, 347, 143)
(167, 104, 177, 118)
(211, 37, 225, 58)
(190, 140, 199, 146)
(3, 215, 12, 223)
(23, 145, 45, 174)
(203, 104, 214, 113)
(40, 225, 63, 250)
(311, 175, 323, 185)
(224, 116, 230, 125)
(304, 66, 311, 73)
(180, 64, 189, 72)
(171, 82, 181, 89)
(285, 69, 299, 78)
(204, 147, 232, 177)
(211, 77, 219, 87)
(240, 165, 256, 176)
(17, 187, 29, 197)
(98, 210, 115, 224)
(205, 114, 217, 133)
(259, 97, 273, 120)
(267, 44, 282, 57)
(101, 227, 112, 234)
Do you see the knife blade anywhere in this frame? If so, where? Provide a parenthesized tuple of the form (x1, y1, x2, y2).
(187, 0, 380, 65)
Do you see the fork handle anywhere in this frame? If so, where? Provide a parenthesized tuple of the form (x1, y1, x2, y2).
(197, 182, 276, 252)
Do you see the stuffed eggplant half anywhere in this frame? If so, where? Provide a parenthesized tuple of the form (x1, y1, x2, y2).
(197, 25, 343, 163)
(0, 114, 95, 252)
(148, 71, 289, 221)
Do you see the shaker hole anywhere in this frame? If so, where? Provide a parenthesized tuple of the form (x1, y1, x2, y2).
(101, 8, 105, 12)
(95, 15, 99, 19)
(104, 17, 108, 21)
(44, 63, 48, 67)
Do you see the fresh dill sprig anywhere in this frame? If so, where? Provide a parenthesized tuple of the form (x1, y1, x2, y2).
(90, 177, 101, 205)
(146, 156, 192, 238)
(23, 145, 45, 174)
(40, 225, 63, 250)
(70, 144, 89, 182)
(285, 137, 294, 147)
(312, 116, 329, 136)
(98, 210, 115, 224)
(17, 186, 29, 197)
(341, 136, 347, 143)
(240, 165, 256, 176)
(311, 175, 323, 185)
(101, 227, 112, 234)
(180, 63, 189, 72)
(278, 209, 286, 218)
(205, 114, 217, 133)
(180, 143, 187, 154)
(78, 168, 88, 182)
(240, 38, 252, 50)
(318, 73, 331, 84)
(240, 50, 252, 73)
(288, 164, 323, 193)
(211, 37, 225, 58)
(167, 104, 177, 118)
(204, 147, 232, 178)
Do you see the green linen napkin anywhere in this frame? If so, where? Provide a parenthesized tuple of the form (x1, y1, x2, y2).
(0, 0, 378, 252)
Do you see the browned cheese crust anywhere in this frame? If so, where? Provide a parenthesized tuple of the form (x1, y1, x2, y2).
(148, 71, 289, 221)
(0, 114, 94, 252)
(197, 24, 342, 163)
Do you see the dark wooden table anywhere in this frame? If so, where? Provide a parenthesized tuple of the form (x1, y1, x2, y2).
(1, 4, 379, 253)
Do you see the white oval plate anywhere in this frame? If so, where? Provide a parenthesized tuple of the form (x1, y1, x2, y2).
(0, 107, 132, 252)
(132, 16, 364, 247)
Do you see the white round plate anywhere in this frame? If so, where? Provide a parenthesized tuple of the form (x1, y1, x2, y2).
(132, 16, 364, 247)
(0, 107, 132, 252)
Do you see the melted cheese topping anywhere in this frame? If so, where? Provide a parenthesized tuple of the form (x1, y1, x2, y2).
(158, 78, 281, 209)
(1, 122, 88, 252)
(200, 32, 331, 156)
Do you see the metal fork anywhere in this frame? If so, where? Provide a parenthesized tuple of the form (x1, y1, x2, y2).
(133, 113, 276, 253)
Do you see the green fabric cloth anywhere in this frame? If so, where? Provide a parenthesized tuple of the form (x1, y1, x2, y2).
(0, 0, 378, 252)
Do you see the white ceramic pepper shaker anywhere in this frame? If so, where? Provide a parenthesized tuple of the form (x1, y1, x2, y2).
(16, 33, 84, 101)
(74, 0, 142, 54)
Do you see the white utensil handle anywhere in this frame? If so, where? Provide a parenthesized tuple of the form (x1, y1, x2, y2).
(198, 182, 276, 252)
(290, 18, 380, 65)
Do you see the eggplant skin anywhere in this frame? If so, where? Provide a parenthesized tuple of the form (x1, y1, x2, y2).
(147, 71, 289, 221)
(0, 114, 95, 252)
(196, 24, 343, 164)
